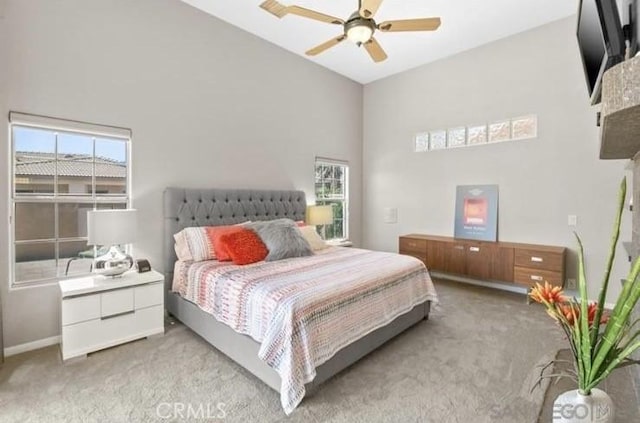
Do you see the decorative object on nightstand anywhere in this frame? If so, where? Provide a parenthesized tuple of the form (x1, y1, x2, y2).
(306, 205, 334, 240)
(59, 269, 164, 361)
(87, 209, 137, 277)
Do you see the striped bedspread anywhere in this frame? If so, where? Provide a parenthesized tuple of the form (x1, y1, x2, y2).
(172, 247, 438, 414)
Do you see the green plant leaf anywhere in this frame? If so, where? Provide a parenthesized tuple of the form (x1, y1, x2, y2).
(586, 339, 640, 391)
(590, 257, 640, 381)
(574, 233, 592, 386)
(591, 178, 625, 346)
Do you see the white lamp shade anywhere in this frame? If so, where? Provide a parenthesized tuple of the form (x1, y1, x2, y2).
(347, 25, 373, 44)
(306, 205, 334, 226)
(87, 209, 137, 246)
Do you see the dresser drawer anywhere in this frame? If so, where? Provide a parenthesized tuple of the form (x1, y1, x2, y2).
(101, 288, 134, 318)
(514, 267, 563, 287)
(62, 295, 100, 325)
(399, 238, 427, 254)
(134, 282, 163, 309)
(514, 249, 564, 272)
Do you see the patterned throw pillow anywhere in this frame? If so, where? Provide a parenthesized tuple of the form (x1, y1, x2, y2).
(248, 219, 313, 261)
(175, 227, 214, 261)
(173, 222, 252, 262)
(218, 229, 268, 265)
(173, 230, 194, 261)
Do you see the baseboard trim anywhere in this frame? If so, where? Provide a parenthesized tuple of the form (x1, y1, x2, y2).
(4, 335, 60, 357)
(431, 272, 529, 295)
(433, 272, 617, 309)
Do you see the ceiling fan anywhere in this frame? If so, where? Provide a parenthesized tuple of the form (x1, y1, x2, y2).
(259, 0, 441, 63)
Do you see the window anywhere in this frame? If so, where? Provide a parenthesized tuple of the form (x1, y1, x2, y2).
(9, 113, 131, 287)
(314, 158, 348, 240)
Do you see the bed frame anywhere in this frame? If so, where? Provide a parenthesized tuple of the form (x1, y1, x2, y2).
(163, 188, 431, 394)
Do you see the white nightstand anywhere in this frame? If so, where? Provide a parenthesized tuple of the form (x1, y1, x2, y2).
(59, 269, 165, 361)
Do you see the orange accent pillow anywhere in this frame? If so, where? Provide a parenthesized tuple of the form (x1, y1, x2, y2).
(205, 226, 245, 261)
(218, 229, 268, 265)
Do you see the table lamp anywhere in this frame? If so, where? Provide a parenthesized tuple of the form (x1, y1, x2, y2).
(306, 205, 334, 240)
(87, 209, 137, 277)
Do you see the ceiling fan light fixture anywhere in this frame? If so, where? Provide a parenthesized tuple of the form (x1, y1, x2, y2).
(346, 24, 373, 44)
(344, 15, 375, 45)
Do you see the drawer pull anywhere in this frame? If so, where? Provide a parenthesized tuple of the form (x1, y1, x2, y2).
(530, 275, 543, 281)
(100, 310, 135, 321)
(454, 245, 464, 250)
(408, 243, 417, 247)
(531, 256, 543, 263)
(469, 247, 480, 252)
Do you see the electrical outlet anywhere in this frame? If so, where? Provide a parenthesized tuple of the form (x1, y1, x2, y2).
(568, 215, 578, 226)
(566, 278, 577, 289)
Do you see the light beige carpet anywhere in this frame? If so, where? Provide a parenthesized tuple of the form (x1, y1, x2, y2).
(0, 280, 568, 423)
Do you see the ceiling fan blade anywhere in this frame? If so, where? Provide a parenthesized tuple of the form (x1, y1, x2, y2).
(306, 35, 347, 56)
(260, 0, 344, 25)
(378, 17, 441, 32)
(363, 37, 388, 63)
(359, 0, 383, 19)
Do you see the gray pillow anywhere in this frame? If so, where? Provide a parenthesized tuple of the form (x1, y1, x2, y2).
(248, 219, 313, 261)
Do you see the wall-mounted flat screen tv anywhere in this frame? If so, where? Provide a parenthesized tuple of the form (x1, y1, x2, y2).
(576, 0, 626, 104)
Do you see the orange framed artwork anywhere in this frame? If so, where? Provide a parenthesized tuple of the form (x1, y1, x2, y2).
(454, 185, 498, 241)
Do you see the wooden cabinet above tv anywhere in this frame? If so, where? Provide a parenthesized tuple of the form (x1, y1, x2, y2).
(399, 234, 566, 288)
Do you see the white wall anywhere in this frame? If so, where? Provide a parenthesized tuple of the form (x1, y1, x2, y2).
(0, 0, 7, 357)
(362, 17, 630, 301)
(1, 0, 362, 349)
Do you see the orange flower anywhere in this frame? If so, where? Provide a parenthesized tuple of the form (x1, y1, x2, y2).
(529, 282, 565, 304)
(558, 303, 580, 325)
(587, 303, 609, 326)
(557, 302, 609, 327)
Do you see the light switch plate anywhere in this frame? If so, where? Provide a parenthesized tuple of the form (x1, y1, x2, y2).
(383, 208, 398, 224)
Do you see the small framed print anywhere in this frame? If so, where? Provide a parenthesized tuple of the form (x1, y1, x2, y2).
(488, 120, 511, 143)
(447, 127, 466, 148)
(467, 125, 487, 145)
(429, 130, 447, 150)
(414, 133, 429, 152)
(511, 115, 537, 140)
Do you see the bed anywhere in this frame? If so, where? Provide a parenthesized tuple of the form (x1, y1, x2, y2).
(163, 188, 437, 414)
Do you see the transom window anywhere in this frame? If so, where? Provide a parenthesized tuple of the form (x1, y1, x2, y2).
(9, 113, 131, 287)
(314, 158, 348, 241)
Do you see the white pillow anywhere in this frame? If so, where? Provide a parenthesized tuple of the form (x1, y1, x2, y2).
(298, 225, 329, 251)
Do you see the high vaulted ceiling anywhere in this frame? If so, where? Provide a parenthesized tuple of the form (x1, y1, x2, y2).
(181, 0, 577, 84)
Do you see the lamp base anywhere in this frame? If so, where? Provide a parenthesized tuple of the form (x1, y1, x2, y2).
(94, 245, 133, 277)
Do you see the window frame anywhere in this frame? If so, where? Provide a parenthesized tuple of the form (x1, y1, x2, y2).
(8, 113, 132, 289)
(314, 157, 349, 241)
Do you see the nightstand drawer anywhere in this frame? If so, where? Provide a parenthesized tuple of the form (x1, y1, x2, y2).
(514, 249, 563, 272)
(62, 305, 164, 360)
(62, 295, 100, 325)
(101, 288, 134, 318)
(134, 282, 163, 309)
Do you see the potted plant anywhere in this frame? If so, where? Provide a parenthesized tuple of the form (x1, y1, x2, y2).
(530, 178, 640, 423)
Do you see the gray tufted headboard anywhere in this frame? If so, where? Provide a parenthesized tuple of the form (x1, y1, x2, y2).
(163, 188, 307, 288)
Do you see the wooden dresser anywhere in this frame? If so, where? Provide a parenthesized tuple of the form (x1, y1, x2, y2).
(399, 234, 566, 288)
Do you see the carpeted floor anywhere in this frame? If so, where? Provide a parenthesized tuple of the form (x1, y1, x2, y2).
(1, 280, 573, 422)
